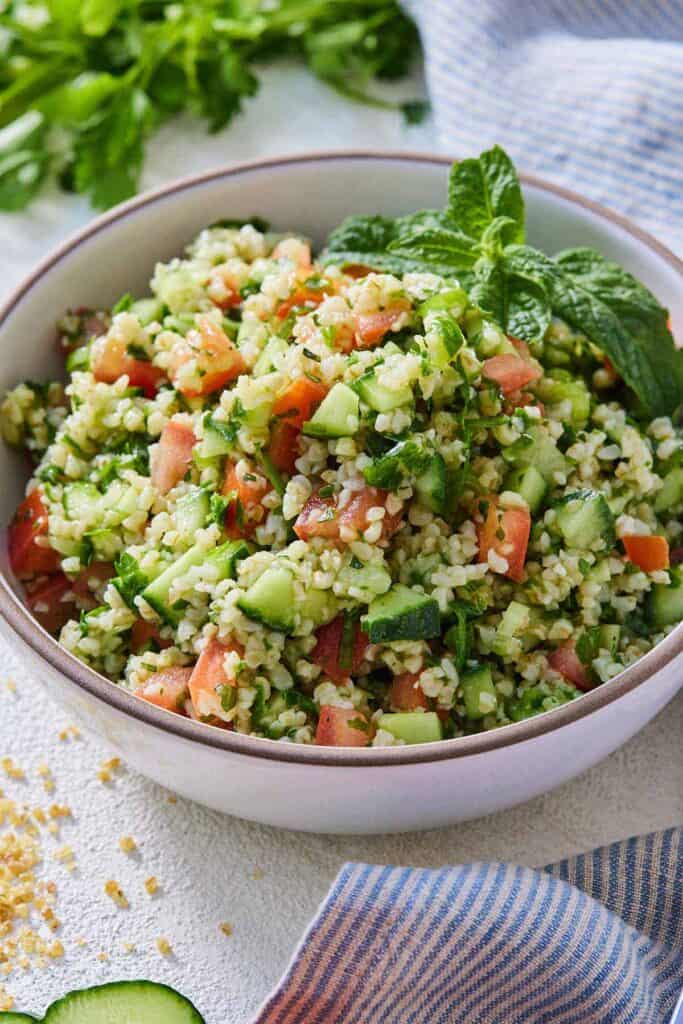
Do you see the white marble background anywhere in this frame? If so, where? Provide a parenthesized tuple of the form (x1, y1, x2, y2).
(0, 64, 681, 1022)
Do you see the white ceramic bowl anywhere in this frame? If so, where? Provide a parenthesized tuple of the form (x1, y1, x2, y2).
(1, 152, 681, 834)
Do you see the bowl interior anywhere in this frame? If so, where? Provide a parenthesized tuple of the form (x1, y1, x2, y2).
(0, 152, 681, 762)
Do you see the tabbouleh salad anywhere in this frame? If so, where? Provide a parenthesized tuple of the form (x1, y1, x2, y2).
(3, 146, 683, 748)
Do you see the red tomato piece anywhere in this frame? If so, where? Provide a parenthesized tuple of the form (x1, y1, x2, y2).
(207, 266, 243, 310)
(71, 561, 113, 606)
(169, 316, 246, 398)
(276, 286, 327, 321)
(267, 378, 328, 475)
(343, 264, 375, 279)
(315, 706, 372, 747)
(293, 492, 340, 541)
(189, 639, 241, 719)
(354, 308, 408, 349)
(267, 421, 301, 475)
(389, 672, 428, 711)
(622, 534, 670, 572)
(271, 240, 312, 270)
(312, 616, 370, 684)
(294, 487, 402, 543)
(482, 353, 542, 395)
(91, 334, 165, 397)
(25, 573, 76, 634)
(338, 487, 403, 541)
(477, 498, 531, 583)
(135, 666, 193, 713)
(222, 461, 270, 538)
(150, 420, 196, 494)
(131, 619, 172, 654)
(8, 490, 60, 579)
(548, 641, 592, 692)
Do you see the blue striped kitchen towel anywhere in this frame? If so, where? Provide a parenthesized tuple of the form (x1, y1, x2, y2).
(404, 1, 683, 255)
(253, 828, 682, 1024)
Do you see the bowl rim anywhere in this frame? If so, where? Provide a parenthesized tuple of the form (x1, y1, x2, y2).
(1, 148, 681, 768)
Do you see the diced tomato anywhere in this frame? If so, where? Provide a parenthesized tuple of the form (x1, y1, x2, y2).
(293, 492, 340, 541)
(25, 574, 75, 634)
(602, 356, 619, 385)
(169, 316, 246, 398)
(8, 490, 60, 579)
(135, 666, 193, 713)
(389, 672, 428, 711)
(131, 619, 172, 654)
(339, 487, 403, 541)
(343, 264, 375, 279)
(294, 487, 402, 544)
(622, 534, 670, 572)
(222, 461, 270, 538)
(312, 616, 370, 684)
(272, 378, 328, 430)
(548, 640, 592, 692)
(207, 266, 243, 311)
(315, 706, 372, 747)
(354, 307, 408, 349)
(150, 420, 196, 494)
(477, 498, 531, 583)
(91, 334, 165, 397)
(482, 353, 542, 395)
(189, 639, 241, 720)
(71, 561, 113, 604)
(276, 286, 327, 321)
(503, 390, 545, 417)
(268, 378, 328, 474)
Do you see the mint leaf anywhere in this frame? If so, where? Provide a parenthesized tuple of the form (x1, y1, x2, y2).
(388, 226, 479, 273)
(448, 145, 524, 246)
(507, 245, 682, 416)
(323, 210, 455, 274)
(470, 257, 551, 341)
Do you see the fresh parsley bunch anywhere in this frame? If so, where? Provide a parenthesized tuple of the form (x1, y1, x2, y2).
(0, 0, 421, 211)
(324, 145, 683, 417)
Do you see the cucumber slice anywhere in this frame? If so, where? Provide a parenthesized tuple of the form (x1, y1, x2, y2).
(599, 624, 620, 656)
(461, 665, 498, 720)
(362, 584, 440, 643)
(130, 298, 164, 325)
(536, 376, 591, 426)
(175, 488, 210, 537)
(143, 540, 247, 625)
(418, 287, 467, 318)
(352, 370, 413, 412)
(298, 587, 338, 626)
(65, 343, 91, 374)
(554, 490, 615, 550)
(196, 415, 236, 461)
(414, 453, 447, 515)
(379, 711, 443, 744)
(647, 569, 683, 627)
(252, 336, 288, 376)
(43, 980, 204, 1023)
(302, 383, 359, 439)
(655, 467, 683, 513)
(505, 465, 547, 514)
(237, 565, 295, 632)
(492, 601, 531, 657)
(63, 482, 101, 520)
(502, 426, 568, 484)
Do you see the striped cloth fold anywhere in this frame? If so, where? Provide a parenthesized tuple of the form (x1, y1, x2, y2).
(252, 828, 682, 1024)
(404, 0, 683, 255)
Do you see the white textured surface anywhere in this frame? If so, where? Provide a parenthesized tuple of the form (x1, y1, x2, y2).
(0, 64, 681, 1022)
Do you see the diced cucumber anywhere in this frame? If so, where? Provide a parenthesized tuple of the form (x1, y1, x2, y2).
(65, 343, 91, 373)
(143, 540, 247, 625)
(298, 587, 338, 626)
(197, 415, 236, 461)
(379, 711, 443, 744)
(655, 467, 683, 513)
(536, 375, 591, 426)
(554, 490, 615, 550)
(43, 979, 204, 1023)
(237, 565, 295, 632)
(63, 482, 101, 520)
(461, 665, 498, 720)
(418, 287, 467, 318)
(491, 601, 531, 657)
(502, 426, 568, 484)
(252, 336, 288, 376)
(599, 624, 621, 656)
(130, 297, 164, 324)
(336, 560, 392, 604)
(504, 465, 547, 514)
(352, 370, 413, 412)
(414, 453, 447, 515)
(647, 569, 683, 627)
(302, 383, 359, 439)
(406, 552, 442, 586)
(175, 488, 210, 537)
(361, 584, 440, 643)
